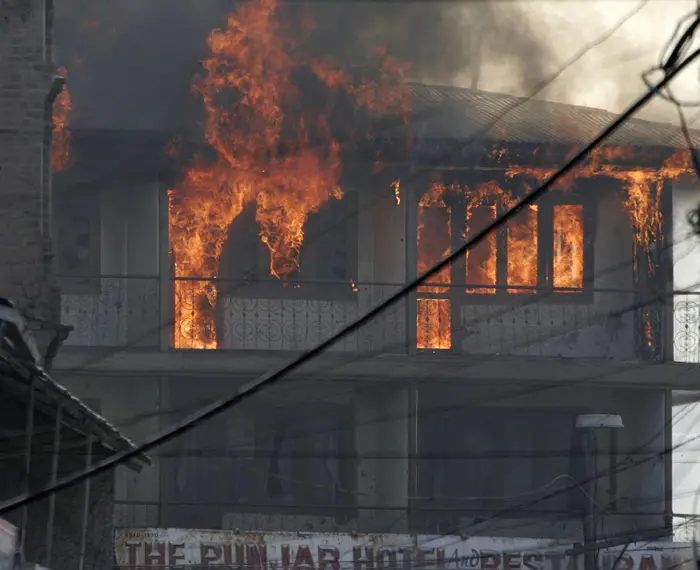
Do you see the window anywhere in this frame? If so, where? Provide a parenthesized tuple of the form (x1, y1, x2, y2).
(506, 205, 539, 293)
(414, 191, 591, 350)
(161, 393, 356, 528)
(463, 202, 587, 294)
(553, 204, 585, 289)
(418, 407, 583, 517)
(416, 195, 452, 350)
(301, 198, 357, 283)
(258, 404, 355, 508)
(54, 187, 101, 294)
(219, 198, 357, 289)
(416, 195, 590, 297)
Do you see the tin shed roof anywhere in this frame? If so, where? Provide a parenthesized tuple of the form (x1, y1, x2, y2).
(408, 83, 700, 149)
(0, 351, 150, 470)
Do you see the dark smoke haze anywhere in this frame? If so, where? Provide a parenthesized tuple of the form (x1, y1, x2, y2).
(54, 0, 553, 133)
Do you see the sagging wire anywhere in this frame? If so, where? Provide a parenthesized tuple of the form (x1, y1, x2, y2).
(642, 5, 700, 236)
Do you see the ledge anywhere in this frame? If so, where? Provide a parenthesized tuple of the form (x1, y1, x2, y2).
(51, 347, 700, 390)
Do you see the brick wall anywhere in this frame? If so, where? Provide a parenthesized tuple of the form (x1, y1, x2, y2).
(0, 0, 61, 352)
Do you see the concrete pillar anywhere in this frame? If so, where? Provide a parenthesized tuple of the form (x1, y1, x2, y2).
(100, 185, 127, 275)
(672, 182, 700, 362)
(126, 182, 159, 276)
(357, 181, 408, 352)
(355, 386, 410, 533)
(610, 388, 667, 535)
(357, 188, 376, 315)
(125, 181, 160, 346)
(594, 189, 636, 359)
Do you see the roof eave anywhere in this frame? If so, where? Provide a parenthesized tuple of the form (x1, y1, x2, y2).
(0, 352, 150, 471)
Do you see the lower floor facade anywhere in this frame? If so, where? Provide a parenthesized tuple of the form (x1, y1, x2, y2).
(54, 355, 678, 544)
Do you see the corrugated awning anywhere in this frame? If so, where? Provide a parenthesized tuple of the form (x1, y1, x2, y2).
(0, 351, 150, 471)
(408, 82, 700, 149)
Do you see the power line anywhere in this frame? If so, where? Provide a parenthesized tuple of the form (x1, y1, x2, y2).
(3, 43, 699, 517)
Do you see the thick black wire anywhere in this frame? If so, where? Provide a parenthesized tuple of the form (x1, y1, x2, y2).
(2, 44, 699, 517)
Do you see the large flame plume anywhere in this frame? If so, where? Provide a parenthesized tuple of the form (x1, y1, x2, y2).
(52, 67, 72, 173)
(415, 147, 693, 350)
(169, 0, 410, 349)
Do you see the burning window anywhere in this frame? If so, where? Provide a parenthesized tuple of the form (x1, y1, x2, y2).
(415, 184, 588, 354)
(553, 205, 584, 290)
(506, 205, 538, 294)
(465, 204, 497, 294)
(416, 191, 452, 350)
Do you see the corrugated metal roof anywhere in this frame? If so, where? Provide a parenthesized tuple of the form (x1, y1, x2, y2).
(0, 351, 149, 468)
(409, 82, 700, 149)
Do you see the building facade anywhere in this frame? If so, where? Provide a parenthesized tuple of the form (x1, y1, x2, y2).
(46, 82, 700, 547)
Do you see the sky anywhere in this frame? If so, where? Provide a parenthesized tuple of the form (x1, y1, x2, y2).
(450, 0, 699, 124)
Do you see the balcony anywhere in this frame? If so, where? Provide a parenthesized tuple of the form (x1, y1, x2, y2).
(58, 276, 688, 362)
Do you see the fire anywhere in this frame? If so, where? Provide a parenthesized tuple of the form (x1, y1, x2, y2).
(169, 0, 410, 349)
(504, 147, 693, 260)
(52, 67, 72, 173)
(507, 205, 538, 294)
(413, 146, 691, 349)
(416, 183, 452, 350)
(465, 200, 497, 294)
(392, 179, 401, 205)
(465, 180, 506, 294)
(553, 205, 584, 290)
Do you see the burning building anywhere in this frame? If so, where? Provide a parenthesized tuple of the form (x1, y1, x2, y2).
(44, 0, 700, 549)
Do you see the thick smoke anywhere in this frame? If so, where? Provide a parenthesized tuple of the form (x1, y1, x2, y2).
(54, 0, 700, 132)
(54, 0, 554, 132)
(470, 0, 699, 124)
(298, 1, 552, 88)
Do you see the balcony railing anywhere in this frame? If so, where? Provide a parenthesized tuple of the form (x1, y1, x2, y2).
(58, 275, 692, 362)
(60, 276, 161, 348)
(673, 293, 700, 363)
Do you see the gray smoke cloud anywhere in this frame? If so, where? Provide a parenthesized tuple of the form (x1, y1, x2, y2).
(300, 1, 552, 89)
(54, 0, 556, 133)
(54, 0, 700, 134)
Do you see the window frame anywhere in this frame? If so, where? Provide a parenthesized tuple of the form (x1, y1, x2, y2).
(415, 405, 585, 521)
(53, 185, 102, 296)
(447, 191, 596, 304)
(216, 195, 358, 302)
(254, 402, 357, 516)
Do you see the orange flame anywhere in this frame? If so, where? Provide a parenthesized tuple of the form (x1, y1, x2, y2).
(392, 179, 401, 205)
(464, 180, 511, 294)
(553, 204, 584, 290)
(169, 0, 410, 349)
(52, 67, 72, 173)
(505, 147, 693, 259)
(416, 183, 452, 350)
(507, 205, 538, 294)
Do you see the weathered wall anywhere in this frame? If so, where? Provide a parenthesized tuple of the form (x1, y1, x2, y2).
(0, 0, 61, 353)
(57, 373, 161, 528)
(417, 381, 669, 540)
